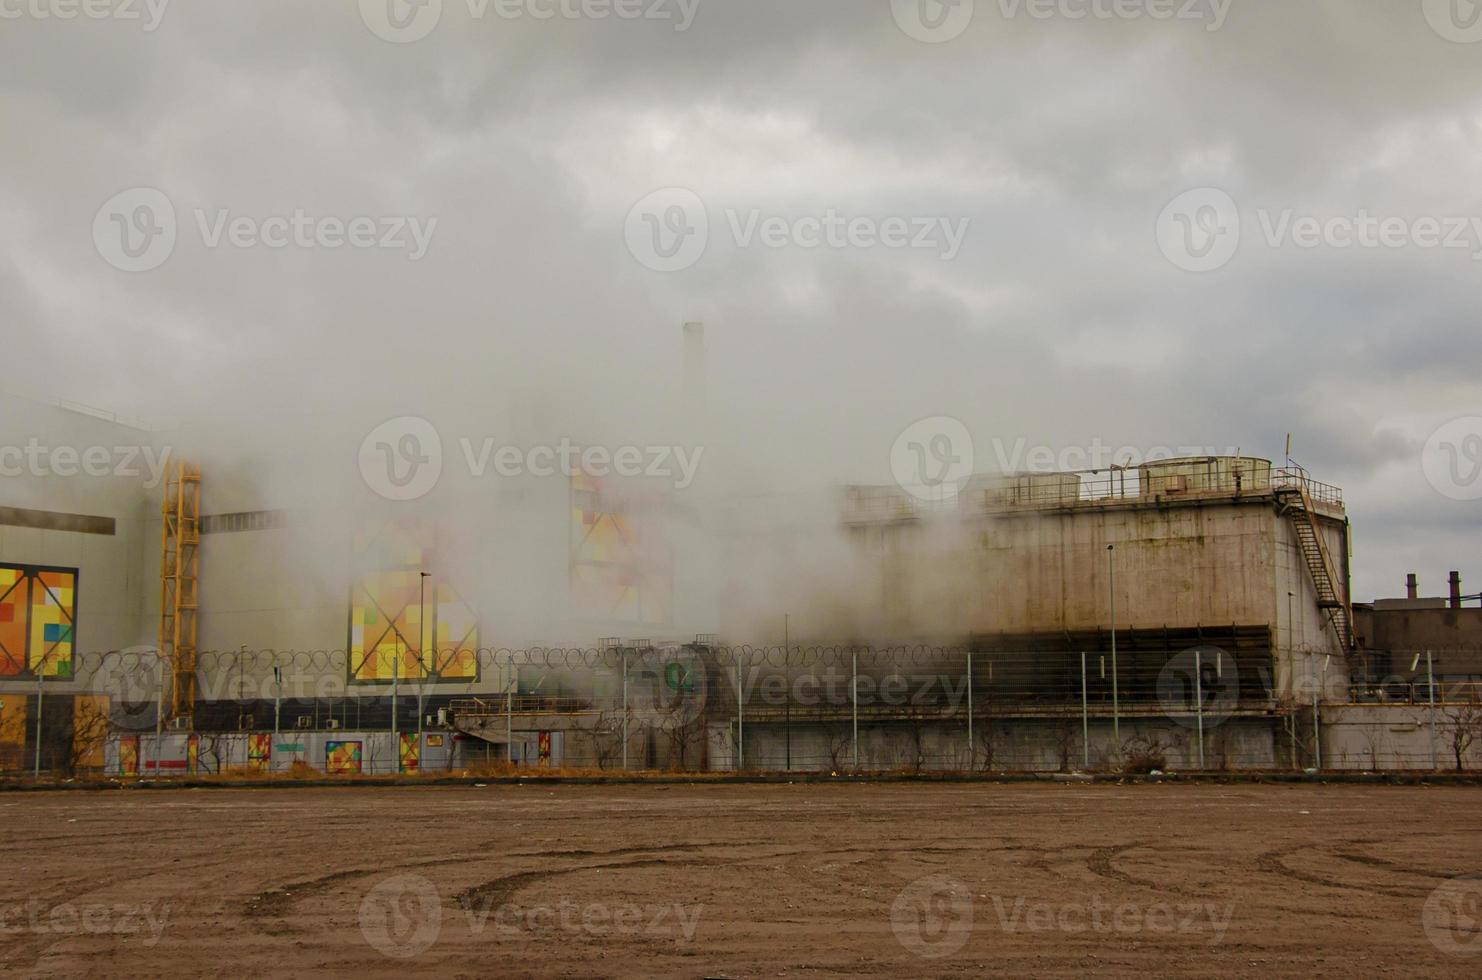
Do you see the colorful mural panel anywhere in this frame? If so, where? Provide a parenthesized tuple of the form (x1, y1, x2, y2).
(399, 732, 419, 773)
(0, 568, 27, 676)
(0, 693, 26, 770)
(0, 565, 77, 678)
(569, 473, 673, 624)
(118, 736, 140, 777)
(326, 740, 363, 774)
(248, 733, 271, 772)
(30, 571, 76, 677)
(347, 521, 478, 684)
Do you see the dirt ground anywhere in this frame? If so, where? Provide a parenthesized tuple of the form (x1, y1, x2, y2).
(1, 782, 1480, 978)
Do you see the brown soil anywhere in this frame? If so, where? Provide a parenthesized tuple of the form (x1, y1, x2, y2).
(1, 783, 1478, 977)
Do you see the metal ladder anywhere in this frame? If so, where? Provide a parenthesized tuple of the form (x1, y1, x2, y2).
(1275, 482, 1351, 652)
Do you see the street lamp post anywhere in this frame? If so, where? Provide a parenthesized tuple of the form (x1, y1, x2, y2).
(1108, 544, 1119, 749)
(418, 572, 430, 747)
(784, 614, 791, 772)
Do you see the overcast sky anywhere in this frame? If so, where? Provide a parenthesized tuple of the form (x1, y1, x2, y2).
(1, 0, 1479, 602)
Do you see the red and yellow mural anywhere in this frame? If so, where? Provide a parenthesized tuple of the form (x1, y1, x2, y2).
(247, 733, 271, 772)
(348, 521, 478, 683)
(569, 473, 672, 624)
(0, 564, 78, 679)
(326, 740, 363, 774)
(399, 732, 419, 773)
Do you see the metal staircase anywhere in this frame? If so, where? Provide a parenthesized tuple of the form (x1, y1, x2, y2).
(1274, 476, 1351, 654)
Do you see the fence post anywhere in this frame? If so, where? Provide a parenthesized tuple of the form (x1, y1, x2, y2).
(736, 654, 744, 771)
(154, 652, 164, 777)
(966, 652, 973, 772)
(1194, 648, 1205, 769)
(33, 668, 44, 778)
(621, 649, 628, 772)
(1427, 649, 1439, 772)
(1080, 651, 1089, 770)
(851, 649, 858, 771)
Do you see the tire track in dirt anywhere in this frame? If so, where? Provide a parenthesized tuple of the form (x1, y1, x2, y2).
(1254, 844, 1429, 899)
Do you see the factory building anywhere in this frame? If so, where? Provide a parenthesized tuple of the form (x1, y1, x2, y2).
(2, 368, 1478, 774)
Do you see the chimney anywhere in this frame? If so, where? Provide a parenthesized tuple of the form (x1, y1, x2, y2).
(1450, 571, 1462, 609)
(1406, 573, 1418, 600)
(682, 321, 705, 411)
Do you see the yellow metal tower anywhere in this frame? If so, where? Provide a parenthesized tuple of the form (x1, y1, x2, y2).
(159, 461, 201, 724)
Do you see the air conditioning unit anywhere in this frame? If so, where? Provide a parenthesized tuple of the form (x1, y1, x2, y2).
(236, 714, 255, 731)
(436, 708, 449, 727)
(168, 717, 192, 731)
(295, 715, 313, 730)
(325, 719, 341, 730)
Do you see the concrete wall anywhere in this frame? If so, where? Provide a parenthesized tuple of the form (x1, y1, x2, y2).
(1324, 704, 1482, 772)
(0, 394, 163, 716)
(848, 493, 1350, 699)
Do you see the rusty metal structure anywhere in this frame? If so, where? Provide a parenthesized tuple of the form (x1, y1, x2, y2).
(159, 461, 201, 725)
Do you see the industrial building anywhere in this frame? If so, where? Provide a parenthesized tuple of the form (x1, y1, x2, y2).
(1, 367, 1479, 775)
